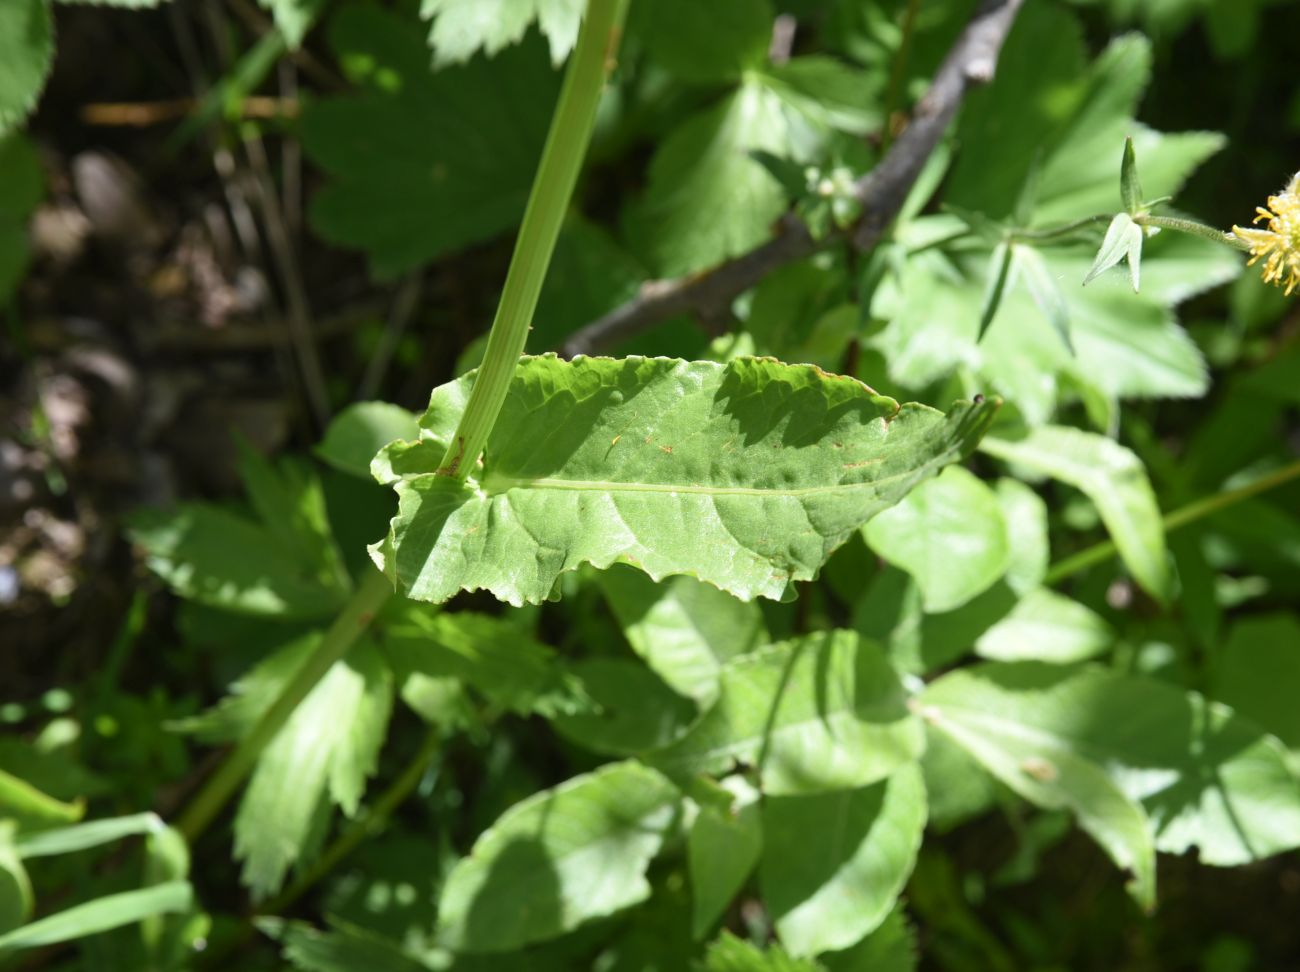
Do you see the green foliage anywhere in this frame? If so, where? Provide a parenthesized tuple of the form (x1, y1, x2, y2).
(373, 355, 996, 605)
(8, 0, 1300, 968)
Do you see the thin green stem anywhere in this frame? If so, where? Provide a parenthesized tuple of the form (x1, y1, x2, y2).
(1011, 214, 1112, 242)
(175, 569, 392, 843)
(879, 0, 921, 154)
(1044, 459, 1300, 585)
(254, 723, 442, 916)
(439, 0, 628, 479)
(1135, 213, 1250, 250)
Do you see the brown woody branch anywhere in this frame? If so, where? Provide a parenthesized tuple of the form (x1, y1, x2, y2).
(560, 0, 1025, 359)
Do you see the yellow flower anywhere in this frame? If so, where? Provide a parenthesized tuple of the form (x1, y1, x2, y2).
(1233, 171, 1300, 296)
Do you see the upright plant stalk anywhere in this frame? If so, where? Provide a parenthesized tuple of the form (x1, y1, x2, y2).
(173, 0, 628, 843)
(438, 0, 628, 478)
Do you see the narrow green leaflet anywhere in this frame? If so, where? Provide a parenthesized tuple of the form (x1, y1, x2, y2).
(0, 0, 52, 136)
(303, 5, 557, 276)
(974, 588, 1112, 663)
(185, 636, 393, 897)
(633, 0, 772, 85)
(649, 631, 922, 796)
(0, 825, 32, 934)
(263, 917, 434, 972)
(423, 0, 583, 66)
(435, 761, 682, 953)
(373, 356, 997, 606)
(863, 466, 1010, 614)
(600, 565, 767, 705)
(316, 402, 419, 480)
(699, 931, 823, 971)
(980, 426, 1170, 601)
(760, 765, 926, 957)
(0, 881, 193, 954)
(14, 812, 167, 859)
(922, 663, 1300, 895)
(689, 777, 762, 940)
(0, 768, 83, 831)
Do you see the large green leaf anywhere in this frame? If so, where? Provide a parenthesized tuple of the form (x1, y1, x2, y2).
(551, 658, 698, 755)
(599, 565, 767, 705)
(0, 882, 193, 954)
(373, 356, 997, 606)
(316, 402, 419, 480)
(435, 761, 682, 952)
(980, 426, 1170, 601)
(303, 5, 557, 276)
(922, 663, 1300, 898)
(760, 765, 926, 957)
(649, 631, 922, 796)
(996, 478, 1049, 595)
(689, 777, 762, 940)
(423, 0, 584, 66)
(0, 0, 52, 136)
(863, 466, 1010, 613)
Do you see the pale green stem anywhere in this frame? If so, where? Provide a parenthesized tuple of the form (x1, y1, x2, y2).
(438, 0, 628, 478)
(175, 569, 393, 843)
(1134, 213, 1251, 251)
(1044, 459, 1300, 585)
(172, 0, 629, 845)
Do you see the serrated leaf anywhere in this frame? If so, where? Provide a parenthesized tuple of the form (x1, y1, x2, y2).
(980, 426, 1170, 601)
(821, 904, 917, 972)
(435, 761, 681, 952)
(863, 466, 1010, 614)
(265, 917, 433, 972)
(699, 931, 823, 972)
(0, 0, 52, 137)
(374, 356, 998, 607)
(600, 565, 767, 705)
(922, 663, 1300, 894)
(757, 56, 882, 135)
(649, 630, 922, 795)
(974, 587, 1113, 663)
(0, 882, 193, 954)
(422, 0, 583, 66)
(316, 403, 420, 480)
(382, 607, 589, 718)
(224, 637, 393, 897)
(634, 0, 772, 85)
(304, 5, 557, 276)
(689, 777, 762, 940)
(761, 765, 926, 957)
